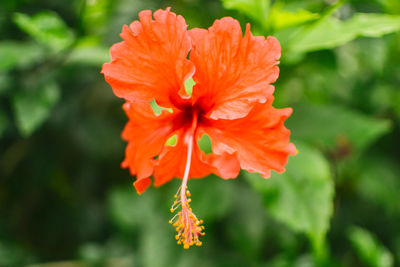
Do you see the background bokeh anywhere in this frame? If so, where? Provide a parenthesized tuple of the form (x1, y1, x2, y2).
(1, 0, 400, 266)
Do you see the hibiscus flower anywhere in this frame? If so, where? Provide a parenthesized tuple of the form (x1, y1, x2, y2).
(102, 8, 296, 249)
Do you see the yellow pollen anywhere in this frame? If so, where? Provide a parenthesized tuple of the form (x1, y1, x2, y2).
(169, 186, 204, 249)
(169, 118, 202, 249)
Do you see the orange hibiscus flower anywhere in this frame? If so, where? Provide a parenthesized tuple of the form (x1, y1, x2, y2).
(102, 8, 296, 249)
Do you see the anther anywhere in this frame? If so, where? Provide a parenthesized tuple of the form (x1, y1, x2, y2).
(168, 123, 204, 249)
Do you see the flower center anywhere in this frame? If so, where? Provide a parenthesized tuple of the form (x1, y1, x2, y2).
(169, 111, 204, 249)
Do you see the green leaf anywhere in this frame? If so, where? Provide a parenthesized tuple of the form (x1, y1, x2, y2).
(197, 134, 212, 154)
(108, 187, 158, 231)
(149, 99, 172, 116)
(165, 134, 177, 146)
(65, 44, 109, 66)
(149, 100, 162, 115)
(245, 142, 334, 258)
(187, 175, 235, 221)
(13, 11, 75, 52)
(269, 3, 319, 31)
(139, 217, 175, 267)
(349, 226, 394, 267)
(288, 13, 400, 53)
(184, 77, 195, 96)
(356, 155, 400, 215)
(222, 0, 270, 26)
(109, 185, 198, 267)
(108, 188, 175, 267)
(225, 185, 267, 259)
(287, 103, 391, 153)
(380, 0, 400, 14)
(0, 42, 43, 72)
(348, 13, 400, 37)
(13, 82, 60, 137)
(81, 0, 111, 34)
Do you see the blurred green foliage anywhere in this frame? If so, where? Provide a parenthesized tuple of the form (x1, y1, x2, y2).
(0, 0, 400, 266)
(349, 226, 394, 267)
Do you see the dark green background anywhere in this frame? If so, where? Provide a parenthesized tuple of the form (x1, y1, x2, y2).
(1, 0, 400, 266)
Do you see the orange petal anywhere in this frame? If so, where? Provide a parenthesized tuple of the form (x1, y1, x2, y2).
(153, 130, 215, 186)
(133, 178, 152, 194)
(189, 18, 281, 120)
(102, 8, 194, 108)
(202, 98, 296, 177)
(195, 130, 241, 179)
(122, 101, 175, 193)
(153, 129, 241, 186)
(210, 152, 240, 179)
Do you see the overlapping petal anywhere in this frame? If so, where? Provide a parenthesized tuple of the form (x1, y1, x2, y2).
(154, 130, 240, 186)
(121, 102, 175, 193)
(153, 131, 213, 186)
(105, 8, 295, 194)
(189, 17, 281, 120)
(207, 144, 241, 179)
(102, 8, 194, 108)
(202, 98, 296, 178)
